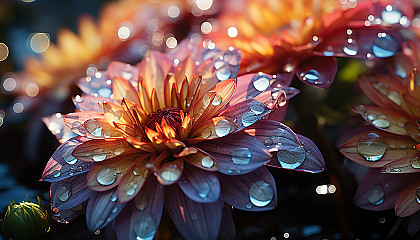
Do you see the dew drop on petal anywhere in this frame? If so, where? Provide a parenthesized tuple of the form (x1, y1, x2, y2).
(53, 170, 61, 178)
(343, 39, 359, 56)
(56, 182, 72, 202)
(198, 182, 211, 199)
(110, 192, 118, 202)
(245, 202, 252, 209)
(201, 156, 214, 168)
(249, 100, 265, 115)
(113, 146, 125, 156)
(125, 187, 136, 196)
(368, 184, 385, 205)
(249, 181, 274, 207)
(241, 112, 259, 127)
(98, 87, 112, 98)
(223, 48, 240, 65)
(112, 206, 118, 213)
(211, 92, 222, 106)
(134, 214, 157, 240)
(232, 147, 251, 165)
(372, 119, 390, 129)
(372, 33, 398, 58)
(276, 146, 306, 169)
(300, 70, 320, 84)
(357, 132, 386, 161)
(381, 6, 402, 24)
(252, 73, 270, 92)
(96, 167, 117, 186)
(216, 65, 231, 81)
(92, 151, 107, 162)
(84, 119, 103, 137)
(159, 164, 181, 183)
(411, 157, 420, 169)
(215, 119, 231, 137)
(63, 148, 77, 165)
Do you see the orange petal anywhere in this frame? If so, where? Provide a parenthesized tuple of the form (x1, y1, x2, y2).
(101, 102, 133, 126)
(117, 154, 151, 203)
(395, 179, 420, 217)
(83, 118, 123, 138)
(182, 148, 219, 172)
(113, 76, 141, 106)
(339, 131, 418, 168)
(125, 136, 157, 153)
(138, 80, 153, 114)
(151, 88, 160, 112)
(121, 98, 147, 125)
(380, 154, 420, 173)
(163, 73, 177, 109)
(179, 114, 192, 142)
(86, 153, 138, 191)
(72, 138, 137, 162)
(160, 118, 177, 139)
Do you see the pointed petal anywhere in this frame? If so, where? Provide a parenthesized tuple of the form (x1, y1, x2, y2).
(42, 136, 94, 182)
(295, 134, 325, 173)
(380, 153, 420, 173)
(219, 166, 277, 211)
(197, 132, 271, 175)
(72, 138, 137, 162)
(339, 131, 417, 168)
(178, 164, 221, 203)
(51, 173, 93, 210)
(228, 72, 275, 106)
(86, 153, 139, 191)
(101, 102, 133, 126)
(107, 61, 139, 88)
(86, 189, 126, 232)
(395, 179, 420, 217)
(165, 184, 223, 240)
(112, 76, 141, 106)
(63, 111, 106, 138)
(42, 113, 76, 143)
(354, 169, 416, 211)
(295, 56, 337, 89)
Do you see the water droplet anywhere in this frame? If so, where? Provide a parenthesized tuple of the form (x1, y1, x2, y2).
(249, 181, 274, 207)
(411, 157, 420, 169)
(110, 192, 118, 202)
(368, 184, 385, 205)
(56, 182, 72, 202)
(53, 170, 61, 178)
(300, 70, 320, 84)
(84, 119, 102, 137)
(198, 182, 210, 198)
(387, 91, 401, 105)
(232, 147, 251, 165)
(416, 188, 420, 204)
(343, 39, 359, 56)
(372, 119, 390, 129)
(252, 73, 270, 92)
(276, 146, 306, 169)
(211, 92, 222, 106)
(96, 167, 117, 186)
(122, 71, 133, 80)
(357, 132, 386, 161)
(241, 112, 259, 127)
(133, 166, 142, 176)
(372, 33, 398, 58)
(201, 156, 214, 168)
(112, 206, 118, 213)
(223, 48, 240, 65)
(92, 152, 107, 162)
(133, 214, 156, 240)
(216, 65, 231, 81)
(159, 164, 181, 183)
(215, 119, 231, 137)
(63, 148, 77, 165)
(382, 6, 402, 24)
(113, 146, 124, 156)
(94, 229, 101, 235)
(249, 100, 265, 115)
(98, 87, 112, 98)
(245, 202, 252, 209)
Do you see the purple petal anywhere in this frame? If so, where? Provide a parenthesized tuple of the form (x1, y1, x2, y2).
(354, 169, 416, 211)
(218, 99, 271, 131)
(295, 56, 337, 89)
(408, 211, 420, 236)
(197, 132, 271, 175)
(86, 189, 126, 232)
(165, 184, 223, 240)
(178, 163, 221, 203)
(228, 73, 276, 106)
(116, 176, 164, 240)
(218, 203, 236, 240)
(219, 166, 277, 212)
(52, 202, 87, 224)
(296, 134, 325, 173)
(73, 94, 110, 112)
(50, 172, 93, 210)
(42, 136, 94, 182)
(77, 71, 113, 99)
(42, 113, 77, 143)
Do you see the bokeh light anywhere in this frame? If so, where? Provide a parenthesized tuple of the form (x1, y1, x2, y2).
(168, 5, 180, 18)
(13, 103, 24, 114)
(196, 0, 213, 11)
(3, 77, 16, 92)
(29, 33, 50, 53)
(0, 43, 9, 61)
(227, 26, 238, 38)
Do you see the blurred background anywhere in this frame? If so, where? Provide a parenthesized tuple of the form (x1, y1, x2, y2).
(0, 0, 418, 239)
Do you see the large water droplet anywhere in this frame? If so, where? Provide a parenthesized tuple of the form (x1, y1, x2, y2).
(96, 167, 117, 186)
(249, 100, 265, 115)
(252, 73, 270, 92)
(343, 39, 359, 56)
(241, 112, 259, 127)
(160, 164, 181, 183)
(92, 152, 107, 162)
(56, 182, 72, 202)
(300, 70, 320, 84)
(134, 214, 156, 240)
(126, 187, 136, 196)
(249, 181, 274, 207)
(357, 132, 386, 161)
(381, 6, 402, 24)
(215, 119, 231, 137)
(372, 33, 398, 58)
(201, 156, 214, 168)
(216, 65, 231, 81)
(276, 146, 306, 169)
(372, 118, 390, 129)
(368, 184, 385, 205)
(113, 146, 125, 156)
(84, 119, 103, 137)
(232, 147, 251, 165)
(198, 182, 211, 199)
(223, 48, 240, 65)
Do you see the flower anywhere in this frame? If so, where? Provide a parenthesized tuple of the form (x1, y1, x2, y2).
(0, 196, 50, 240)
(206, 0, 413, 88)
(339, 40, 420, 232)
(41, 41, 324, 239)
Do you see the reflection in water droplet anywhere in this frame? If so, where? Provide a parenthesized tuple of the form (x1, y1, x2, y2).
(357, 132, 387, 161)
(249, 181, 274, 207)
(159, 164, 181, 183)
(249, 100, 265, 115)
(215, 119, 231, 137)
(232, 147, 251, 165)
(372, 33, 398, 58)
(368, 184, 385, 205)
(372, 119, 390, 129)
(63, 148, 77, 165)
(252, 73, 270, 92)
(201, 156, 214, 168)
(241, 112, 259, 127)
(300, 70, 320, 84)
(85, 119, 103, 137)
(212, 92, 222, 106)
(53, 170, 61, 178)
(98, 87, 112, 98)
(216, 65, 231, 81)
(381, 6, 402, 24)
(93, 153, 107, 162)
(112, 206, 118, 213)
(110, 192, 118, 202)
(343, 39, 359, 56)
(223, 48, 240, 65)
(411, 157, 420, 169)
(56, 182, 72, 202)
(276, 146, 306, 169)
(245, 202, 252, 209)
(134, 214, 156, 240)
(113, 147, 125, 156)
(126, 187, 136, 196)
(122, 71, 133, 80)
(96, 167, 117, 186)
(198, 182, 211, 198)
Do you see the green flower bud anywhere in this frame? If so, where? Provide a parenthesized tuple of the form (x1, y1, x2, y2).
(0, 196, 50, 240)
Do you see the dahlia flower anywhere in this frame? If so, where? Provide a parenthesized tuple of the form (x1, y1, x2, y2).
(206, 0, 413, 88)
(340, 41, 420, 234)
(42, 41, 324, 239)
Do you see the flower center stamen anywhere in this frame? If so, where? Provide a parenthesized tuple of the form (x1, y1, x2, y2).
(144, 107, 182, 131)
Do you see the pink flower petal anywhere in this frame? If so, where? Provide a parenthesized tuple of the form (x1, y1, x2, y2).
(112, 76, 141, 106)
(197, 132, 271, 175)
(77, 71, 113, 99)
(42, 113, 76, 143)
(107, 61, 140, 88)
(178, 163, 221, 203)
(42, 136, 94, 182)
(86, 188, 126, 232)
(219, 166, 277, 211)
(73, 94, 109, 112)
(165, 184, 223, 240)
(50, 172, 93, 210)
(294, 56, 337, 89)
(295, 134, 325, 173)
